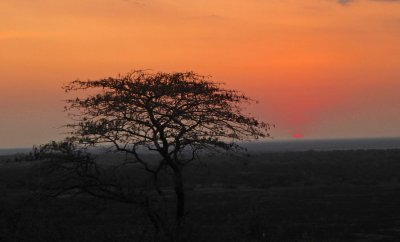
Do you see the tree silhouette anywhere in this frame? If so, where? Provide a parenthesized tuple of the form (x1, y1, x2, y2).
(38, 70, 271, 238)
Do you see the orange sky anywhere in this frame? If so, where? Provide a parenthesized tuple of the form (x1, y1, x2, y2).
(1, 0, 400, 147)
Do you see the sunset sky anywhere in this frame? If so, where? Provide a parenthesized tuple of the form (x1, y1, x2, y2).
(1, 0, 400, 148)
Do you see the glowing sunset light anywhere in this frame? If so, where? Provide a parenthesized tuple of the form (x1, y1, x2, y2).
(1, 0, 400, 148)
(292, 133, 304, 139)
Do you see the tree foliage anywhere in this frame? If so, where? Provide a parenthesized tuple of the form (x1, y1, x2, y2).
(35, 141, 144, 204)
(64, 71, 270, 155)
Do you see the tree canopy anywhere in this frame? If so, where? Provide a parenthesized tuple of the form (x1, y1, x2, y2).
(64, 71, 271, 167)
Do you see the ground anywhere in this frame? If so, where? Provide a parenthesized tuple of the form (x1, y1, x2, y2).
(1, 149, 400, 241)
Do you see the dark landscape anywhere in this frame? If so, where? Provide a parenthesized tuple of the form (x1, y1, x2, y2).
(1, 139, 400, 242)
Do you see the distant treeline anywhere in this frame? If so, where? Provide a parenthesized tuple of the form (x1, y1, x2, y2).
(187, 149, 400, 188)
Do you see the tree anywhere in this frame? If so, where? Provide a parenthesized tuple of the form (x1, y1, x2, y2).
(42, 70, 271, 238)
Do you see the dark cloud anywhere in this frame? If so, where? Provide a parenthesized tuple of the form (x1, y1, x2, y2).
(338, 0, 354, 5)
(338, 0, 400, 6)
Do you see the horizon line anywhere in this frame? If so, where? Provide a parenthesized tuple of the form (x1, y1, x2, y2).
(2, 136, 400, 150)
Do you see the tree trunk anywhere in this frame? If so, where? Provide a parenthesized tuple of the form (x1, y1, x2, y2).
(173, 168, 185, 225)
